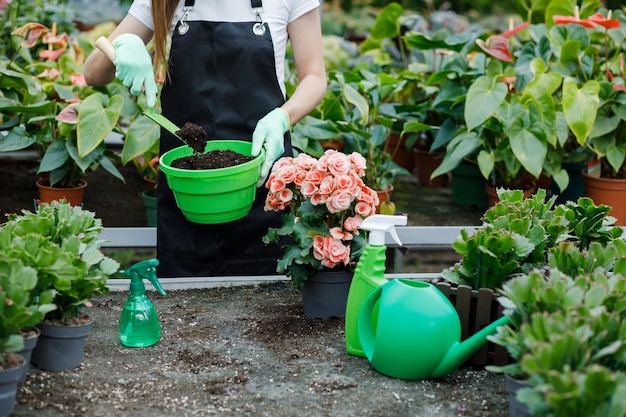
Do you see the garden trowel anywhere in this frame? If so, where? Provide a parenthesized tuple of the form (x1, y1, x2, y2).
(94, 36, 186, 143)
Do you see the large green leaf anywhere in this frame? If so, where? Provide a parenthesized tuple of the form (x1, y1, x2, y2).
(0, 126, 35, 151)
(368, 2, 403, 40)
(404, 30, 473, 53)
(120, 115, 160, 165)
(508, 116, 547, 178)
(562, 77, 599, 145)
(342, 83, 368, 125)
(431, 131, 481, 178)
(477, 149, 494, 179)
(606, 142, 626, 173)
(465, 76, 508, 131)
(77, 93, 124, 157)
(38, 139, 69, 173)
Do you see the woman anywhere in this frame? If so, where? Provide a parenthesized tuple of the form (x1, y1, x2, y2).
(84, 0, 326, 277)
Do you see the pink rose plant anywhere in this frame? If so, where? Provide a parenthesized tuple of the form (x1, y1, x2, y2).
(263, 150, 379, 288)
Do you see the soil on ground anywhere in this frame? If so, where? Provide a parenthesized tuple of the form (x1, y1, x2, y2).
(2, 156, 508, 417)
(13, 282, 509, 417)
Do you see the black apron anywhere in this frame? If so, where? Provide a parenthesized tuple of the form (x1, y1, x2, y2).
(157, 0, 291, 277)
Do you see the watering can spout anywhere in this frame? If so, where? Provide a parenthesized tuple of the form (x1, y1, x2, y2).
(431, 315, 511, 378)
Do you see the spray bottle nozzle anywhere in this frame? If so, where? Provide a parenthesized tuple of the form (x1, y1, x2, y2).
(359, 214, 408, 246)
(120, 259, 166, 296)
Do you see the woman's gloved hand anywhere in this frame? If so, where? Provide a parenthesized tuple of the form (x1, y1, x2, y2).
(251, 108, 290, 187)
(112, 34, 157, 108)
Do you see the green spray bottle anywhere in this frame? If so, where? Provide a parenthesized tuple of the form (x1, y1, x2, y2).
(119, 259, 166, 348)
(345, 214, 407, 357)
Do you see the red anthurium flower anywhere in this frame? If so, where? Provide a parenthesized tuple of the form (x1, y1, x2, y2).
(71, 73, 86, 86)
(614, 84, 626, 93)
(11, 22, 48, 48)
(553, 15, 596, 28)
(42, 31, 68, 48)
(553, 5, 596, 28)
(56, 104, 78, 124)
(501, 20, 530, 37)
(39, 47, 66, 61)
(67, 93, 81, 104)
(476, 35, 513, 62)
(588, 13, 621, 29)
(37, 68, 60, 80)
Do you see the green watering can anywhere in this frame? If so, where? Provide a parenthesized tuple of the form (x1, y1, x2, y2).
(357, 279, 510, 380)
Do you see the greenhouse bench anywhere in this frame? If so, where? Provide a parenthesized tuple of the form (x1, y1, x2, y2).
(100, 225, 475, 291)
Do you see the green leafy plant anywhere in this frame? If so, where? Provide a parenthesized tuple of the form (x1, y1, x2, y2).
(442, 188, 624, 290)
(0, 257, 56, 353)
(1, 200, 119, 322)
(430, 0, 626, 189)
(318, 68, 432, 191)
(443, 188, 567, 289)
(488, 268, 626, 416)
(0, 21, 159, 188)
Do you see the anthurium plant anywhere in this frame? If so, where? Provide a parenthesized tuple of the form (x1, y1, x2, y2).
(1, 200, 119, 322)
(0, 20, 159, 188)
(262, 150, 379, 288)
(430, 0, 626, 188)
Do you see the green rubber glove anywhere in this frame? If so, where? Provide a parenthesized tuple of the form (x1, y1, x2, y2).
(252, 108, 290, 187)
(112, 34, 157, 108)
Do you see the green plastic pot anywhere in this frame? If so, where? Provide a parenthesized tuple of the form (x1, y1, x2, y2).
(159, 140, 264, 224)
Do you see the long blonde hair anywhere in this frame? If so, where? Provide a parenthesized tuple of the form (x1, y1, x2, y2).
(151, 0, 178, 77)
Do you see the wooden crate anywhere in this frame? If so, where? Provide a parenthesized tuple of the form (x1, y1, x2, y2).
(434, 281, 511, 366)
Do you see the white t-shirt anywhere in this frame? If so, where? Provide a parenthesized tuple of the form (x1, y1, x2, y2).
(128, 0, 320, 96)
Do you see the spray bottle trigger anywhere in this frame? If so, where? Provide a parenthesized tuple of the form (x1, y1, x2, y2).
(389, 227, 402, 246)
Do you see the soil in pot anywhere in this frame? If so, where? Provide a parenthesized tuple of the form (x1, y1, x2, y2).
(171, 150, 255, 170)
(171, 122, 255, 170)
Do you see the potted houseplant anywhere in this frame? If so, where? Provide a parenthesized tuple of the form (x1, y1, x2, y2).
(262, 150, 379, 319)
(426, 2, 625, 207)
(488, 258, 626, 417)
(2, 200, 120, 371)
(132, 149, 160, 226)
(0, 256, 56, 416)
(0, 22, 159, 205)
(437, 187, 623, 365)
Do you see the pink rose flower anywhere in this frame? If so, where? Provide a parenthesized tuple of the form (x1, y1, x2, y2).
(355, 201, 373, 217)
(275, 164, 297, 184)
(322, 235, 351, 266)
(318, 176, 336, 197)
(335, 174, 358, 194)
(305, 169, 325, 185)
(327, 191, 354, 214)
(269, 178, 287, 193)
(300, 181, 318, 197)
(344, 216, 363, 232)
(323, 150, 351, 176)
(310, 192, 327, 206)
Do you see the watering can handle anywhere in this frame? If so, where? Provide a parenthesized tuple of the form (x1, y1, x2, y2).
(357, 285, 384, 362)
